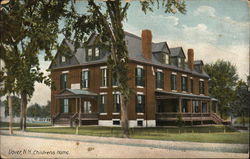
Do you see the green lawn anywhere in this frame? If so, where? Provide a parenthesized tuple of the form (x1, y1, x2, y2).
(234, 117, 250, 124)
(20, 125, 248, 144)
(0, 122, 51, 128)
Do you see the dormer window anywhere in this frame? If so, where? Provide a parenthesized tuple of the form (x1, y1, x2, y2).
(95, 48, 100, 57)
(88, 48, 92, 56)
(178, 57, 182, 67)
(163, 54, 169, 64)
(61, 56, 66, 63)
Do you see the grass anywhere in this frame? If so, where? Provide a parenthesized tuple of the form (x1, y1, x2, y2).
(234, 117, 250, 124)
(17, 125, 248, 144)
(0, 122, 51, 128)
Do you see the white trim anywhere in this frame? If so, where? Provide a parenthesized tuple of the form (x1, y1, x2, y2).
(136, 65, 144, 69)
(182, 91, 187, 93)
(156, 88, 163, 91)
(100, 66, 107, 69)
(190, 77, 193, 79)
(200, 94, 205, 96)
(136, 92, 144, 95)
(100, 113, 107, 115)
(112, 119, 120, 121)
(112, 113, 120, 115)
(156, 69, 163, 72)
(199, 79, 204, 81)
(181, 74, 187, 77)
(112, 91, 121, 94)
(100, 92, 107, 95)
(82, 68, 89, 71)
(62, 71, 69, 74)
(136, 86, 144, 89)
(100, 86, 108, 89)
(137, 113, 144, 115)
(152, 66, 155, 76)
(172, 90, 177, 92)
(171, 72, 177, 75)
(112, 86, 118, 88)
(98, 120, 156, 127)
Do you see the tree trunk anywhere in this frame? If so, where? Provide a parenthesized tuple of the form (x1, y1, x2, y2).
(21, 92, 27, 131)
(120, 94, 129, 137)
(8, 94, 13, 135)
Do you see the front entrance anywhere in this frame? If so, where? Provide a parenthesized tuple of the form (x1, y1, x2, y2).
(83, 101, 92, 113)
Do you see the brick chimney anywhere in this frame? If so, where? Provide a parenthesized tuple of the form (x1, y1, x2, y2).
(187, 49, 194, 70)
(141, 30, 152, 60)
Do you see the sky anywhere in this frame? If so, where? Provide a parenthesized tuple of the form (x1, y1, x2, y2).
(27, 0, 249, 106)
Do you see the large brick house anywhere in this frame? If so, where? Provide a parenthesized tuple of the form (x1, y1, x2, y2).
(49, 30, 222, 127)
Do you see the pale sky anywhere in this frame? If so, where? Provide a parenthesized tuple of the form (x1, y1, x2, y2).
(27, 0, 249, 106)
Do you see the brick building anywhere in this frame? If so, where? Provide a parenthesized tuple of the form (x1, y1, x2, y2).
(49, 30, 222, 127)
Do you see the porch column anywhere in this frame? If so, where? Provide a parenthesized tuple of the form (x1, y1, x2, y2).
(190, 100, 193, 113)
(75, 98, 78, 113)
(216, 102, 218, 114)
(178, 97, 182, 113)
(200, 101, 203, 125)
(79, 98, 81, 126)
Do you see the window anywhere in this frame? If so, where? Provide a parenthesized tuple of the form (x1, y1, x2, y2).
(156, 71, 164, 89)
(81, 70, 89, 88)
(113, 120, 120, 125)
(192, 101, 199, 113)
(95, 48, 100, 57)
(171, 74, 177, 90)
(162, 54, 169, 64)
(135, 67, 145, 87)
(62, 99, 69, 113)
(101, 68, 108, 87)
(190, 79, 194, 93)
(60, 73, 68, 89)
(136, 94, 145, 113)
(113, 93, 121, 113)
(199, 80, 205, 94)
(137, 120, 143, 127)
(181, 76, 188, 92)
(61, 56, 66, 63)
(99, 95, 107, 113)
(86, 48, 93, 61)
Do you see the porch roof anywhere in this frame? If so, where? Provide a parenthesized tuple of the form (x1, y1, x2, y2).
(55, 89, 98, 99)
(155, 90, 211, 100)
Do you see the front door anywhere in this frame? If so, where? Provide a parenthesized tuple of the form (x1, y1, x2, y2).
(83, 101, 92, 113)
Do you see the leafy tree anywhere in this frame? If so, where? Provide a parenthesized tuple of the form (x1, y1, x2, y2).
(0, 0, 70, 131)
(231, 80, 250, 127)
(27, 103, 42, 118)
(64, 0, 186, 137)
(4, 96, 21, 117)
(204, 60, 238, 119)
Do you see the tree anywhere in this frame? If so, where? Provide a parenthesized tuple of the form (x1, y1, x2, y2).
(231, 80, 250, 127)
(64, 0, 186, 137)
(27, 101, 50, 118)
(4, 96, 21, 117)
(0, 0, 70, 131)
(204, 60, 239, 119)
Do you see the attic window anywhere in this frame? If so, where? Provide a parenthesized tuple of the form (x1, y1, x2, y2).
(163, 54, 169, 64)
(178, 57, 182, 67)
(61, 56, 66, 63)
(95, 48, 100, 57)
(88, 48, 92, 56)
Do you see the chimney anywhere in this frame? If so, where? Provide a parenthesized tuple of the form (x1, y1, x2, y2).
(187, 49, 194, 70)
(141, 30, 152, 60)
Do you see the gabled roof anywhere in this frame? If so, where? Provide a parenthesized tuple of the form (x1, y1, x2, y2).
(55, 89, 98, 99)
(194, 60, 204, 65)
(152, 42, 166, 53)
(169, 47, 186, 58)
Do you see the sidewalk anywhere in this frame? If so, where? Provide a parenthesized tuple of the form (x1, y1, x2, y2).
(0, 130, 248, 154)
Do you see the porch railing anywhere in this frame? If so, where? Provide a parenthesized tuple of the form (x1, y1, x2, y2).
(156, 112, 211, 121)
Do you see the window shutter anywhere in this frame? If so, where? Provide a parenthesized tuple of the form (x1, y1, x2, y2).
(107, 69, 109, 87)
(142, 95, 145, 113)
(135, 68, 138, 86)
(142, 69, 145, 86)
(162, 73, 164, 89)
(87, 71, 90, 88)
(65, 74, 68, 89)
(60, 74, 63, 90)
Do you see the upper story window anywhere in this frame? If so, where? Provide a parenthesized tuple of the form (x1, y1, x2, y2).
(113, 93, 121, 113)
(171, 73, 177, 91)
(190, 78, 194, 93)
(86, 47, 101, 61)
(81, 70, 89, 88)
(60, 73, 68, 90)
(61, 56, 66, 63)
(156, 70, 164, 89)
(99, 94, 107, 113)
(135, 66, 145, 87)
(199, 80, 205, 94)
(181, 76, 188, 92)
(112, 76, 118, 87)
(136, 94, 145, 113)
(95, 48, 100, 57)
(101, 67, 108, 88)
(162, 54, 169, 64)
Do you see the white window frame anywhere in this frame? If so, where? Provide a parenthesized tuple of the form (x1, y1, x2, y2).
(95, 48, 100, 57)
(100, 66, 108, 88)
(61, 56, 66, 63)
(87, 48, 92, 56)
(165, 54, 169, 64)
